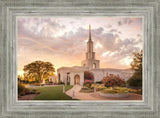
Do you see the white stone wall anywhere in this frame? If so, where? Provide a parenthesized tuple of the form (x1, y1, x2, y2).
(57, 67, 85, 85)
(57, 67, 134, 86)
(91, 69, 134, 82)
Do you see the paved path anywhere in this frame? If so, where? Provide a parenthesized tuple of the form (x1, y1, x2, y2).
(66, 85, 99, 100)
(66, 85, 142, 100)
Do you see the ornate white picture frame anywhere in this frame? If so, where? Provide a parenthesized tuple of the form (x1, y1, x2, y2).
(0, 0, 159, 117)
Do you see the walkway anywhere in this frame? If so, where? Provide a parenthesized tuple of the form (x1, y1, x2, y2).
(65, 85, 142, 100)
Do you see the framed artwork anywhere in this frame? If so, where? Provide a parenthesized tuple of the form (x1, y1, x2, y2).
(0, 0, 159, 118)
(17, 17, 143, 101)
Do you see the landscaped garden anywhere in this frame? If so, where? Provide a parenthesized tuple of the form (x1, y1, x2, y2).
(18, 81, 74, 100)
(18, 50, 142, 100)
(18, 60, 75, 100)
(33, 85, 73, 100)
(80, 51, 143, 98)
(80, 73, 142, 98)
(18, 82, 41, 98)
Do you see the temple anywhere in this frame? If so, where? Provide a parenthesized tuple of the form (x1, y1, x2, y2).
(81, 25, 100, 69)
(57, 25, 134, 85)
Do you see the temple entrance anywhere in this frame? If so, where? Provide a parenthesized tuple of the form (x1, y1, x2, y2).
(74, 74, 80, 85)
(93, 63, 96, 68)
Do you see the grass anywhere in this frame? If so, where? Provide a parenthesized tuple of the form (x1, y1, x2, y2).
(31, 85, 74, 100)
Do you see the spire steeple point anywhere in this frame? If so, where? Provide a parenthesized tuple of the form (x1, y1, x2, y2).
(89, 24, 91, 30)
(89, 24, 91, 41)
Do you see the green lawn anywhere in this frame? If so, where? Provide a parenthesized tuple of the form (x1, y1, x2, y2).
(32, 85, 74, 100)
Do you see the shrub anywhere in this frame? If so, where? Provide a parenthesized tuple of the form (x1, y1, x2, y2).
(18, 82, 25, 93)
(18, 82, 40, 96)
(58, 81, 64, 85)
(102, 74, 125, 87)
(36, 90, 41, 94)
(80, 86, 94, 93)
(91, 84, 106, 91)
(31, 89, 36, 94)
(40, 84, 45, 86)
(36, 91, 41, 94)
(96, 81, 102, 84)
(128, 88, 142, 95)
(127, 72, 142, 87)
(85, 84, 90, 88)
(24, 89, 30, 95)
(20, 92, 25, 96)
(67, 82, 70, 85)
(49, 82, 53, 85)
(18, 94, 21, 98)
(81, 86, 89, 90)
(34, 83, 40, 86)
(83, 80, 93, 88)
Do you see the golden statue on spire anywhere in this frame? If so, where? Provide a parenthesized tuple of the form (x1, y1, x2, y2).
(89, 24, 91, 41)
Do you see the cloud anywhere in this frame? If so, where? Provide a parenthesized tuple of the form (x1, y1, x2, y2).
(110, 29, 118, 33)
(18, 18, 65, 38)
(17, 17, 143, 70)
(117, 18, 134, 26)
(106, 24, 112, 28)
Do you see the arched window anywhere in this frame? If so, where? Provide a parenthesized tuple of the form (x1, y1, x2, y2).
(93, 63, 96, 68)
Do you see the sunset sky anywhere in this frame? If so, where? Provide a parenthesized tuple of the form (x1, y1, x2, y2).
(17, 17, 143, 75)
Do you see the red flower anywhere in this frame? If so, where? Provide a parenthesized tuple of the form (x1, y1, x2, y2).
(84, 80, 93, 84)
(102, 74, 125, 87)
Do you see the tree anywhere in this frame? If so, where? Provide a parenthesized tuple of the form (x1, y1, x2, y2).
(130, 50, 142, 73)
(18, 75, 23, 82)
(127, 50, 142, 87)
(23, 60, 55, 83)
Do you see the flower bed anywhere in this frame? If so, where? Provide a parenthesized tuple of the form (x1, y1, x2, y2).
(100, 87, 129, 98)
(128, 88, 142, 95)
(18, 82, 41, 98)
(102, 74, 126, 87)
(83, 80, 93, 88)
(80, 87, 94, 93)
(91, 84, 106, 91)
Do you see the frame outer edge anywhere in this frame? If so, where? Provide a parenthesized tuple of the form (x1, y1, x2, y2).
(0, 0, 160, 118)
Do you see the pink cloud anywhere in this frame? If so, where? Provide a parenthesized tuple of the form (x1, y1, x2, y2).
(17, 17, 143, 71)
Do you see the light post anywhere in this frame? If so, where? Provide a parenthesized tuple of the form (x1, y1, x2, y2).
(72, 90, 75, 99)
(63, 85, 65, 93)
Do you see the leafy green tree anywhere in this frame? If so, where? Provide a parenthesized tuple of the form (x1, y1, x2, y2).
(23, 60, 55, 83)
(130, 50, 142, 73)
(127, 50, 142, 87)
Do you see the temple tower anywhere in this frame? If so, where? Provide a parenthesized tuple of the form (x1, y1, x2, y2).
(81, 25, 100, 69)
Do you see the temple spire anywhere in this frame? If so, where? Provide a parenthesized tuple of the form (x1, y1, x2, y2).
(89, 24, 91, 41)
